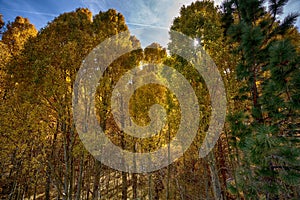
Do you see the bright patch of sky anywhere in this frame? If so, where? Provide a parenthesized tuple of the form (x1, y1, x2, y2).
(0, 0, 299, 48)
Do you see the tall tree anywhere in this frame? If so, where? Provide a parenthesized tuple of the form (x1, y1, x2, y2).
(2, 16, 37, 56)
(169, 1, 240, 199)
(224, 0, 300, 199)
(0, 8, 137, 200)
(0, 16, 39, 200)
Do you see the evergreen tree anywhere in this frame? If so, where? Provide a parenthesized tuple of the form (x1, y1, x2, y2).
(223, 0, 300, 198)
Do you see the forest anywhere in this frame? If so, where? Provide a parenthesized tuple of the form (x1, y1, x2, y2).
(0, 0, 299, 199)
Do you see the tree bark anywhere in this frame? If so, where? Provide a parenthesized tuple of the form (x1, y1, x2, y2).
(76, 153, 84, 200)
(92, 160, 101, 200)
(207, 152, 222, 200)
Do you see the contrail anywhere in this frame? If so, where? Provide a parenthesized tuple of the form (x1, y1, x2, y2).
(0, 7, 169, 30)
(127, 22, 169, 30)
(0, 7, 58, 17)
(81, 1, 169, 30)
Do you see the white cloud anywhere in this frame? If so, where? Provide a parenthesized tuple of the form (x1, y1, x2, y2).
(123, 0, 223, 47)
(125, 0, 196, 47)
(82, 0, 194, 47)
(1, 0, 297, 46)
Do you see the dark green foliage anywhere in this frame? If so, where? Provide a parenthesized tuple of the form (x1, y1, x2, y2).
(223, 0, 300, 198)
(269, 0, 289, 17)
(0, 1, 299, 199)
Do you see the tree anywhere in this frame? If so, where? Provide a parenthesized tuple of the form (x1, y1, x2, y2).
(1, 2, 299, 199)
(0, 8, 138, 200)
(224, 0, 300, 198)
(2, 16, 37, 56)
(0, 41, 10, 99)
(0, 16, 40, 200)
(169, 1, 240, 199)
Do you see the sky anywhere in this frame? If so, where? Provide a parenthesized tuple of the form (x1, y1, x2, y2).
(0, 0, 299, 47)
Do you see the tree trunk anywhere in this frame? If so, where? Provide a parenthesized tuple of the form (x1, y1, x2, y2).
(166, 123, 171, 200)
(119, 96, 127, 200)
(148, 173, 152, 200)
(45, 169, 51, 200)
(122, 171, 128, 200)
(92, 160, 101, 200)
(76, 153, 84, 200)
(207, 152, 222, 200)
(132, 142, 137, 199)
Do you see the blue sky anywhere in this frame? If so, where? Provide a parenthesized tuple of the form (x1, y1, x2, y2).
(0, 0, 299, 47)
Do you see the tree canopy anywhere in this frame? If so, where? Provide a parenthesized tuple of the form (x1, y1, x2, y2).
(0, 1, 299, 199)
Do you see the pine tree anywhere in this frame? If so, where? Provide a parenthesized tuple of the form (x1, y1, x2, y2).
(223, 0, 300, 198)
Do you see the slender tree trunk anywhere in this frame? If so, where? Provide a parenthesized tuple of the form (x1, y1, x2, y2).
(166, 123, 171, 200)
(92, 160, 101, 200)
(121, 148, 127, 200)
(9, 167, 19, 200)
(69, 160, 74, 200)
(207, 152, 222, 200)
(45, 169, 51, 200)
(175, 178, 184, 200)
(86, 162, 91, 200)
(46, 122, 59, 200)
(76, 153, 84, 200)
(148, 173, 152, 200)
(122, 171, 128, 200)
(62, 120, 70, 200)
(116, 172, 120, 199)
(132, 142, 137, 199)
(224, 126, 241, 200)
(33, 180, 37, 200)
(119, 96, 127, 200)
(16, 184, 21, 200)
(69, 124, 75, 200)
(154, 173, 163, 200)
(217, 140, 228, 200)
